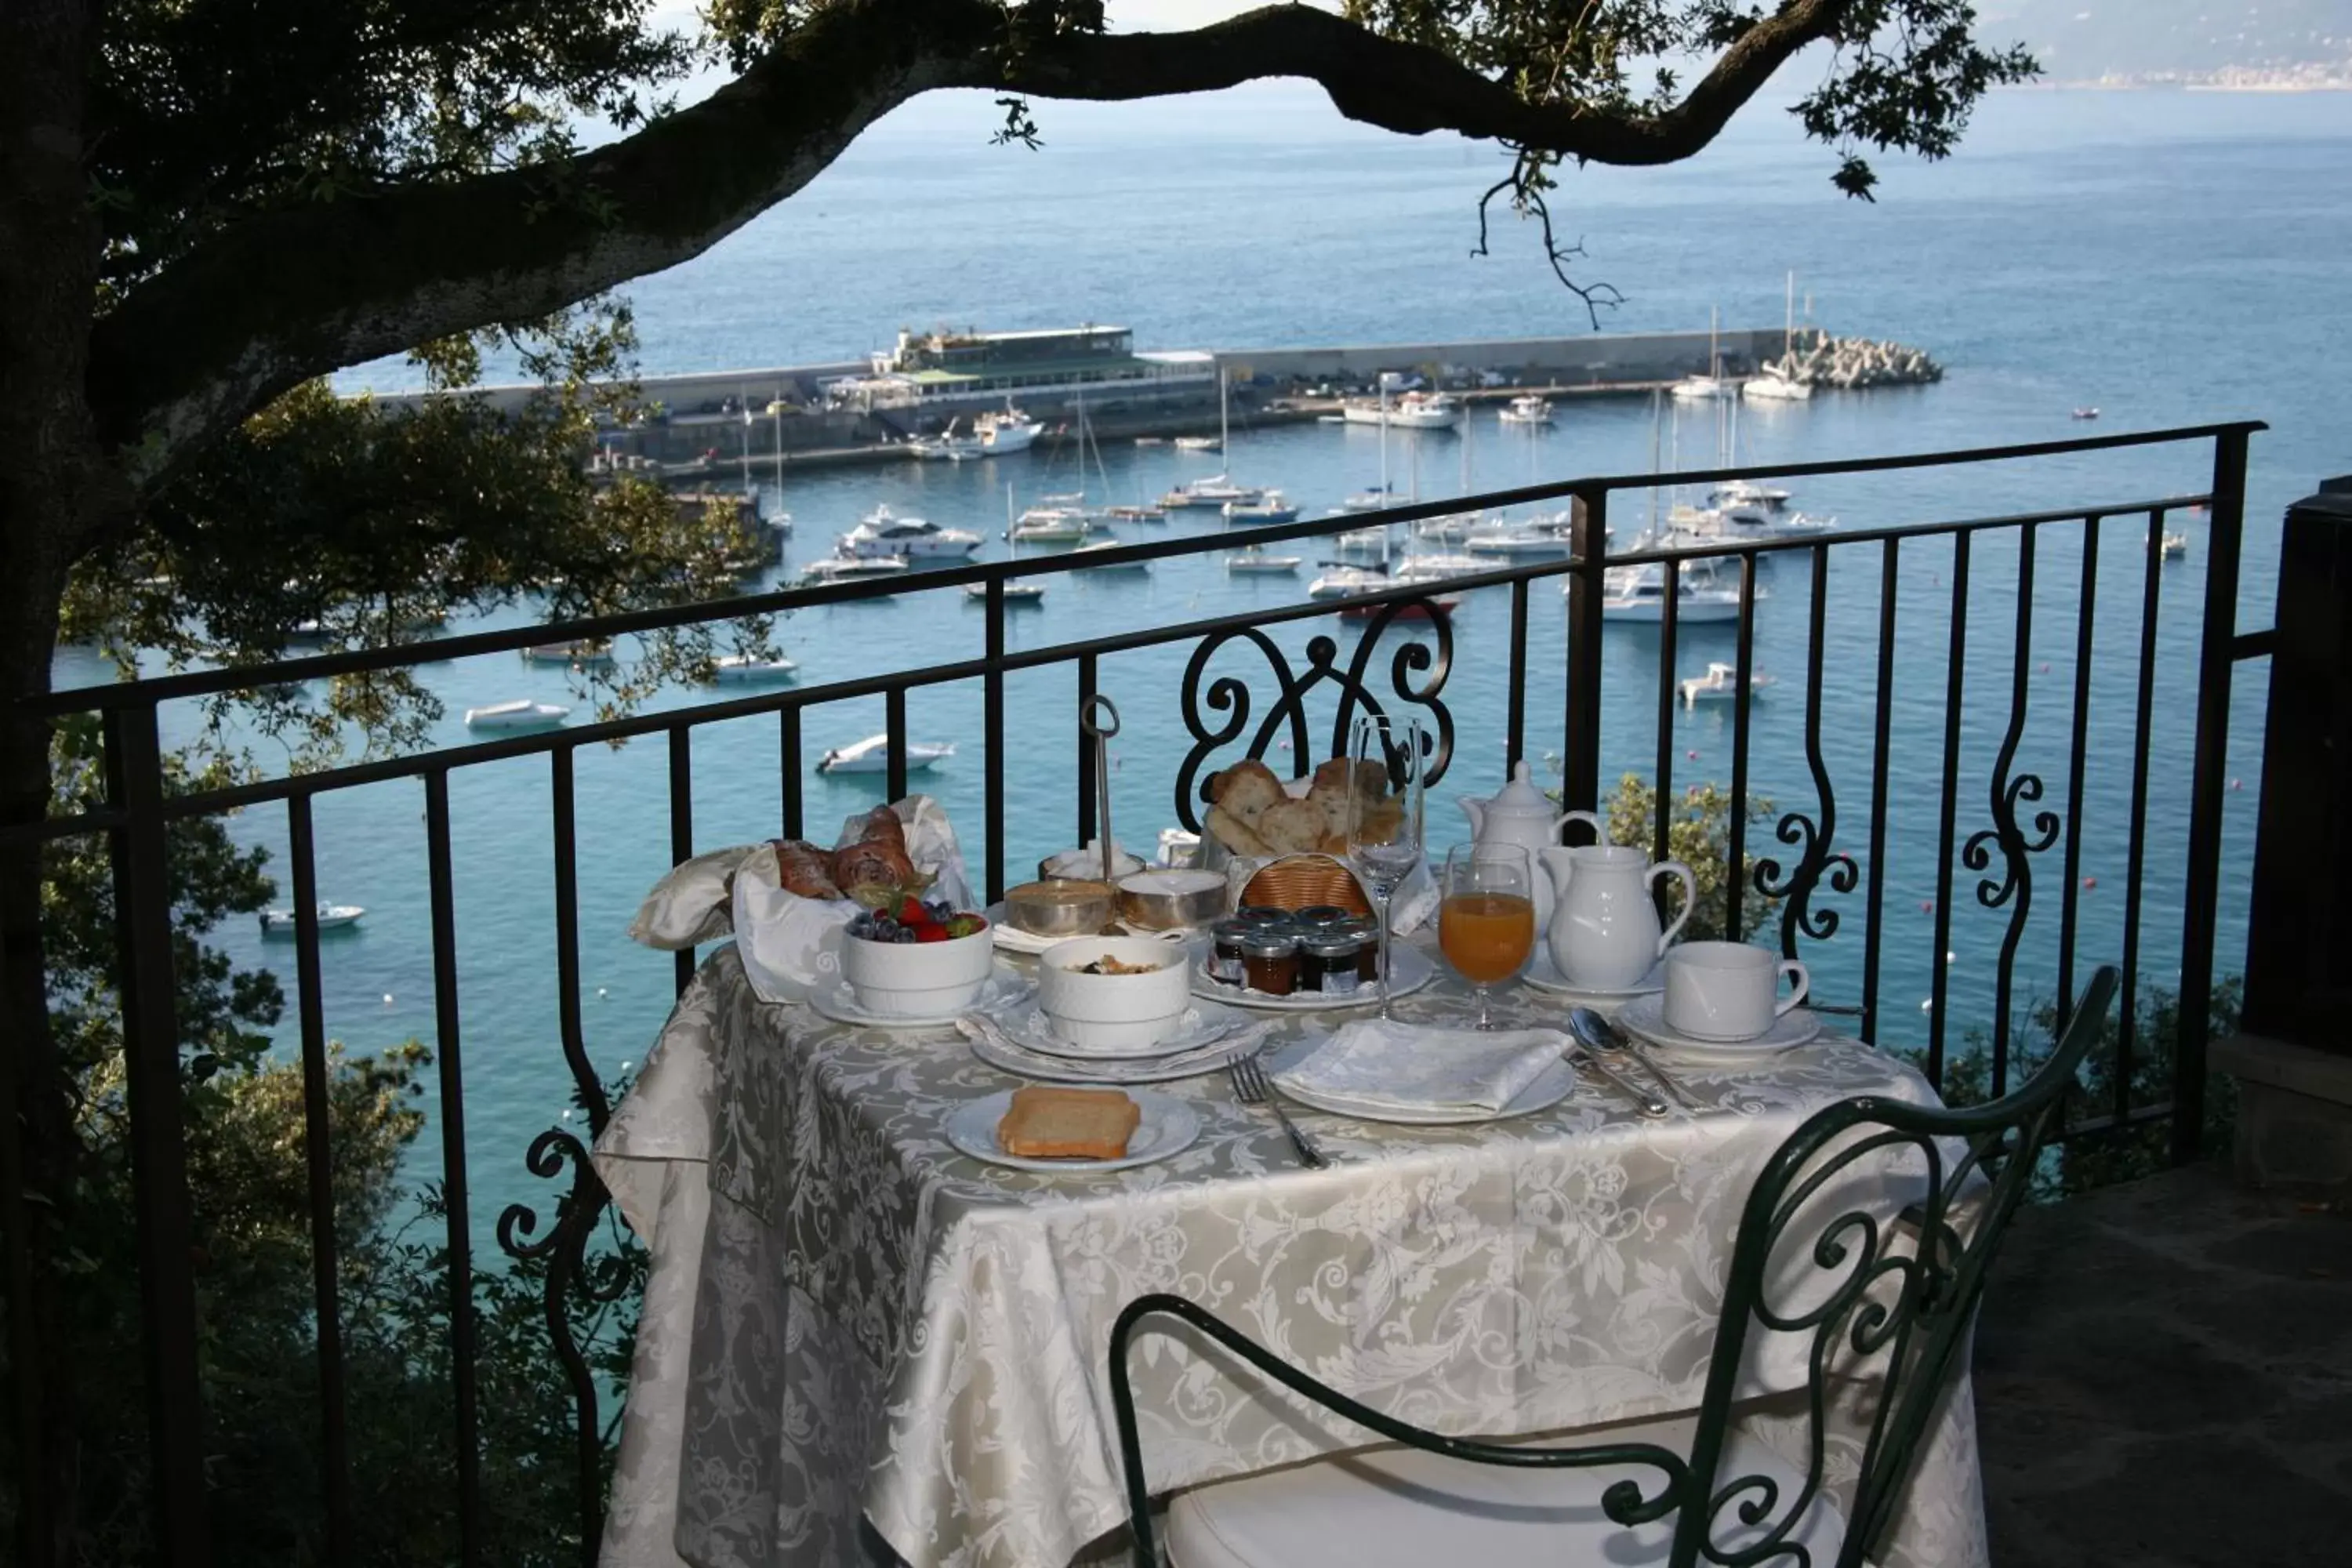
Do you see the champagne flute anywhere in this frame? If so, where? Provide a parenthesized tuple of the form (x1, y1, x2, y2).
(1347, 714, 1425, 1018)
(1439, 843, 1536, 1031)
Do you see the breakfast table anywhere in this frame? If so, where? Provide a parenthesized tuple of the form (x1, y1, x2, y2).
(593, 938, 1992, 1568)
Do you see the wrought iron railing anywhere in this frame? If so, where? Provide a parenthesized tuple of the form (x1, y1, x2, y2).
(0, 419, 2267, 1565)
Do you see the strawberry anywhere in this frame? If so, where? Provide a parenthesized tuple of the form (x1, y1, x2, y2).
(898, 895, 927, 924)
(913, 923, 951, 943)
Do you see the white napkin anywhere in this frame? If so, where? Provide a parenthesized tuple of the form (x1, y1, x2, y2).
(708, 796, 977, 1004)
(1274, 1020, 1570, 1116)
(1040, 839, 1145, 880)
(628, 844, 760, 949)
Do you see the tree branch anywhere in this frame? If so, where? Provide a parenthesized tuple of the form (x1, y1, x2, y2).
(89, 0, 1852, 495)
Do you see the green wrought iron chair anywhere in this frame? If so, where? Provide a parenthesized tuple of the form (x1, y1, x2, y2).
(1108, 966, 2120, 1568)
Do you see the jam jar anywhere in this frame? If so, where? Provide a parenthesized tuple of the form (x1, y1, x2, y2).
(1235, 930, 1301, 996)
(1207, 918, 1254, 986)
(1301, 931, 1364, 997)
(1336, 916, 1381, 982)
(1293, 904, 1353, 929)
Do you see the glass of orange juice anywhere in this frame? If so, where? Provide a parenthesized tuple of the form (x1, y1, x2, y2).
(1439, 844, 1536, 1030)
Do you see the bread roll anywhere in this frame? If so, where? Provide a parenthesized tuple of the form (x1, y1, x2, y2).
(996, 1086, 1141, 1160)
(833, 837, 915, 892)
(1209, 760, 1285, 825)
(771, 840, 844, 899)
(1256, 798, 1329, 856)
(1205, 804, 1273, 858)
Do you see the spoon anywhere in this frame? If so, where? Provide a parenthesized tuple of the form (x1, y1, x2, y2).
(1570, 1007, 1705, 1115)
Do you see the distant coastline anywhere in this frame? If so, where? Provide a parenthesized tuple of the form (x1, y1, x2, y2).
(2018, 65, 2352, 93)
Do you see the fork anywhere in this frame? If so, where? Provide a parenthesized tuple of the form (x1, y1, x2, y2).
(1228, 1054, 1330, 1169)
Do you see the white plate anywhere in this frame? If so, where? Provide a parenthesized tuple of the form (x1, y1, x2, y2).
(1519, 949, 1666, 1000)
(1193, 942, 1437, 1012)
(969, 1026, 1265, 1086)
(985, 907, 1193, 956)
(946, 1087, 1200, 1172)
(996, 996, 1244, 1060)
(1613, 994, 1823, 1062)
(809, 967, 1033, 1030)
(1269, 1049, 1580, 1127)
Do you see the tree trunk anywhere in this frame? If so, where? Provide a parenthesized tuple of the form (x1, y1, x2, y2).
(3, 2, 107, 1559)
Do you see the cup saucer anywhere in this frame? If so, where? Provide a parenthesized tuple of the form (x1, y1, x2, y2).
(1614, 993, 1821, 1062)
(1519, 949, 1665, 1000)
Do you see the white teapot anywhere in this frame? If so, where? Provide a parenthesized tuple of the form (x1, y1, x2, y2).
(1538, 843, 1697, 992)
(1458, 760, 1606, 935)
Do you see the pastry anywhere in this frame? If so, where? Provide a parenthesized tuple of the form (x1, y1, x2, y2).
(1255, 797, 1329, 856)
(1205, 804, 1272, 858)
(1208, 760, 1285, 825)
(772, 840, 844, 900)
(833, 836, 916, 892)
(852, 805, 906, 849)
(996, 1086, 1142, 1160)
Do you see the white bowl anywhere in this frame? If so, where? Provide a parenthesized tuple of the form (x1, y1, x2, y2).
(1037, 936, 1193, 1050)
(840, 924, 996, 1017)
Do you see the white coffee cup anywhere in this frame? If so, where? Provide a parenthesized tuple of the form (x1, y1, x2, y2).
(1662, 941, 1809, 1041)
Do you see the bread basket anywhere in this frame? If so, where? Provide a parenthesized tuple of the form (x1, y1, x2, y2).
(1237, 853, 1373, 917)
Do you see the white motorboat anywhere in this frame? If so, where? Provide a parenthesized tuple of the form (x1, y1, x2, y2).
(817, 735, 956, 775)
(710, 654, 800, 684)
(1338, 487, 1395, 512)
(1670, 374, 1735, 401)
(974, 408, 1041, 454)
(801, 555, 910, 583)
(521, 640, 613, 666)
(1414, 515, 1474, 544)
(1463, 524, 1572, 559)
(1308, 564, 1393, 600)
(1680, 661, 1779, 707)
(839, 505, 981, 559)
(2155, 531, 2189, 561)
(259, 903, 365, 936)
(1010, 510, 1095, 543)
(1743, 369, 1813, 401)
(1174, 435, 1221, 452)
(909, 423, 983, 461)
(1224, 490, 1299, 524)
(1103, 504, 1166, 524)
(1394, 552, 1486, 585)
(1334, 526, 1392, 556)
(1226, 546, 1302, 575)
(1498, 394, 1554, 425)
(966, 580, 1046, 605)
(464, 699, 571, 730)
(1341, 390, 1464, 430)
(1160, 476, 1263, 510)
(1592, 560, 1748, 623)
(2072, 407, 2100, 420)
(1072, 543, 1150, 573)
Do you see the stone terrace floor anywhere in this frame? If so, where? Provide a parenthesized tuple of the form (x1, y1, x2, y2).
(1977, 1163, 2352, 1566)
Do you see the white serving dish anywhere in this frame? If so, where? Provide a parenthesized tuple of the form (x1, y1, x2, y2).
(1036, 936, 1194, 1051)
(840, 923, 997, 1018)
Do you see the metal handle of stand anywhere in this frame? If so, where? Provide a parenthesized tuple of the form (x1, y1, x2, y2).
(1081, 695, 1122, 884)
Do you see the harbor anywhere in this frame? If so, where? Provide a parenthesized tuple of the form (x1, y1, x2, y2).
(382, 318, 1940, 480)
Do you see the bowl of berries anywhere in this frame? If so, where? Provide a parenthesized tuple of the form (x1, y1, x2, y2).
(841, 896, 996, 1017)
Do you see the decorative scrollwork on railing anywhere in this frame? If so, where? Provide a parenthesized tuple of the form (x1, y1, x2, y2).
(1172, 597, 1454, 831)
(1752, 553, 1858, 964)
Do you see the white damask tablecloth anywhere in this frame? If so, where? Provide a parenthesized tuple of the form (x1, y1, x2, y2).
(593, 943, 1989, 1568)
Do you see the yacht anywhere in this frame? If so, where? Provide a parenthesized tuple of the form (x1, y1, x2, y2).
(1704, 482, 1838, 541)
(1308, 563, 1393, 600)
(974, 407, 1041, 455)
(1742, 368, 1813, 401)
(839, 505, 981, 560)
(1341, 390, 1464, 430)
(259, 903, 365, 936)
(1463, 522, 1573, 560)
(909, 423, 982, 461)
(817, 735, 956, 775)
(2155, 531, 2189, 561)
(1103, 503, 1166, 524)
(1174, 435, 1221, 452)
(1010, 510, 1096, 543)
(1593, 560, 1748, 623)
(1498, 394, 1555, 425)
(1226, 546, 1302, 575)
(710, 653, 800, 684)
(521, 640, 614, 667)
(1414, 515, 1474, 544)
(1394, 552, 1486, 586)
(1670, 374, 1736, 401)
(1680, 661, 1778, 706)
(1224, 490, 1299, 524)
(1334, 526, 1392, 556)
(1338, 487, 1396, 512)
(1160, 475, 1264, 510)
(464, 699, 571, 730)
(965, 580, 1046, 605)
(800, 555, 910, 586)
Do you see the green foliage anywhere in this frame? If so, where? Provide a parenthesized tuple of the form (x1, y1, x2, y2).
(1601, 771, 1780, 942)
(10, 726, 644, 1562)
(1927, 978, 2241, 1197)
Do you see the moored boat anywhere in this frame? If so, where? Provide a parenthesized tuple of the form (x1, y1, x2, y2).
(817, 735, 956, 775)
(464, 699, 571, 730)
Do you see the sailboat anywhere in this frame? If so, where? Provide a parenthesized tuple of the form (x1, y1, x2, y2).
(1744, 274, 1815, 401)
(975, 482, 1048, 604)
(1160, 372, 1263, 509)
(1671, 307, 1736, 401)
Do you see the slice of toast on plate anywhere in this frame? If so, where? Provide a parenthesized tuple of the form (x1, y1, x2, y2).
(996, 1085, 1143, 1160)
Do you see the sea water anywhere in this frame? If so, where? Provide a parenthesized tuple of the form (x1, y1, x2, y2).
(56, 83, 2352, 1225)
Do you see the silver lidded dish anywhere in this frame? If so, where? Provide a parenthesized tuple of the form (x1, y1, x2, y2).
(1115, 869, 1228, 931)
(1003, 877, 1116, 938)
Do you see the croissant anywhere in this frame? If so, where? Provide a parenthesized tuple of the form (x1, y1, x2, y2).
(772, 840, 844, 900)
(853, 804, 907, 849)
(833, 836, 916, 892)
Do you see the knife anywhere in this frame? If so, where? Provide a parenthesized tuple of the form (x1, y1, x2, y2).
(1570, 1007, 1707, 1115)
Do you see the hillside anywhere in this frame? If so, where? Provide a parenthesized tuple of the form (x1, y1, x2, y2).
(1980, 1, 2352, 81)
